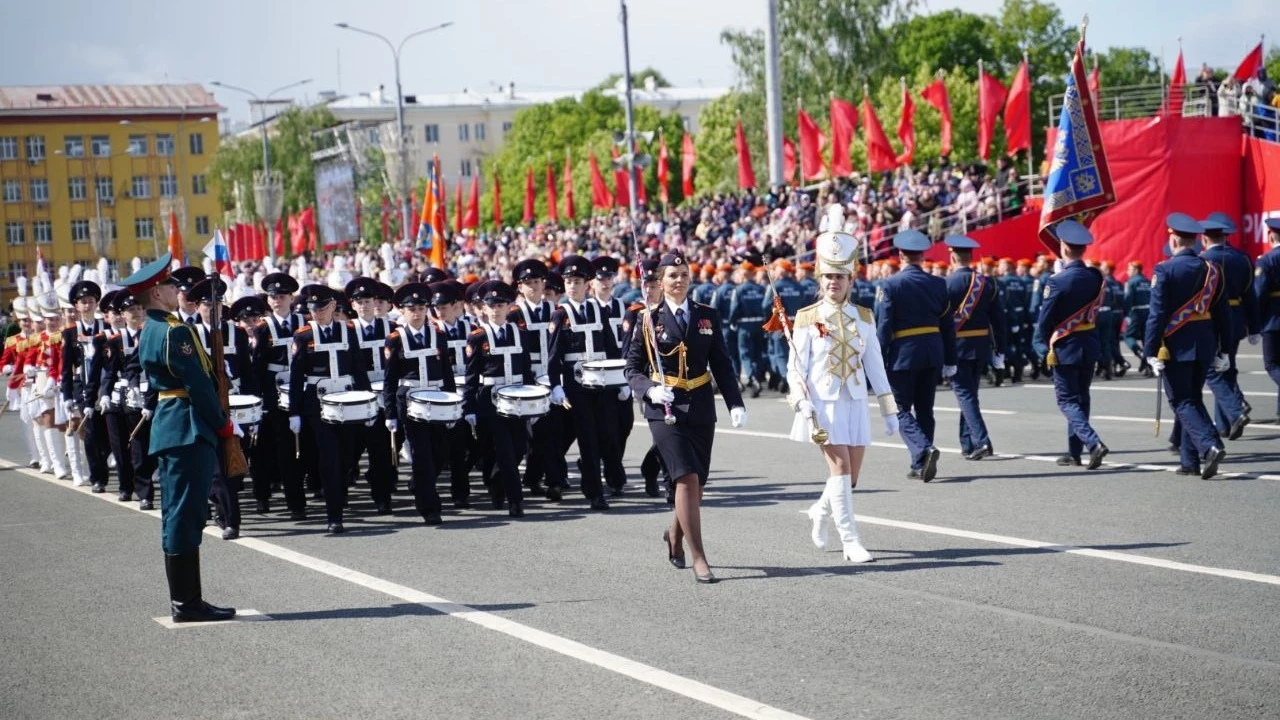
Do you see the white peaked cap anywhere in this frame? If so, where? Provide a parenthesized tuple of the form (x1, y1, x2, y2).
(814, 231, 858, 276)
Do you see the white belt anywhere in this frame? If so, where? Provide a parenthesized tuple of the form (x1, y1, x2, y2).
(307, 377, 353, 394)
(400, 379, 443, 390)
(481, 376, 516, 387)
(267, 363, 287, 373)
(367, 369, 386, 383)
(564, 352, 607, 362)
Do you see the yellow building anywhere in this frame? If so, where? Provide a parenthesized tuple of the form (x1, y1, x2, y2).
(0, 84, 222, 289)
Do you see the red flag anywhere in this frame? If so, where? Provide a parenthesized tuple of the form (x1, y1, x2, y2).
(289, 213, 306, 255)
(896, 82, 916, 166)
(300, 206, 317, 252)
(492, 173, 502, 228)
(563, 153, 576, 220)
(829, 97, 857, 176)
(919, 79, 953, 156)
(635, 155, 647, 205)
(166, 211, 184, 264)
(657, 136, 670, 203)
(522, 167, 535, 223)
(1004, 60, 1032, 155)
(796, 108, 826, 181)
(254, 222, 266, 260)
(225, 224, 238, 262)
(782, 137, 796, 184)
(978, 66, 1009, 160)
(273, 218, 284, 257)
(589, 152, 612, 209)
(861, 97, 897, 173)
(454, 182, 463, 233)
(1088, 66, 1100, 98)
(1168, 50, 1186, 116)
(410, 188, 420, 240)
(463, 176, 479, 229)
(1233, 42, 1263, 81)
(545, 163, 559, 222)
(734, 119, 756, 189)
(680, 133, 696, 197)
(611, 146, 629, 207)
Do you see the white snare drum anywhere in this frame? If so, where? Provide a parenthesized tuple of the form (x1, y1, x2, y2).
(229, 394, 263, 426)
(319, 391, 380, 424)
(371, 381, 386, 410)
(494, 385, 551, 418)
(276, 377, 291, 412)
(454, 375, 467, 390)
(536, 374, 551, 387)
(580, 359, 628, 389)
(407, 390, 464, 424)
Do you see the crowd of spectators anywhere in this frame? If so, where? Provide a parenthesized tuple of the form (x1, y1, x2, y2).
(1197, 64, 1279, 140)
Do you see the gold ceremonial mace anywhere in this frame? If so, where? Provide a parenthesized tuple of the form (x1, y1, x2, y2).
(763, 295, 828, 444)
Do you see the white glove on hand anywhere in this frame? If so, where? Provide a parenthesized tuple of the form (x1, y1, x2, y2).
(83, 407, 94, 420)
(941, 365, 957, 379)
(992, 354, 1006, 370)
(364, 418, 376, 427)
(796, 399, 815, 419)
(883, 413, 900, 436)
(550, 385, 567, 406)
(1212, 353, 1230, 373)
(97, 396, 111, 414)
(1, 364, 11, 375)
(730, 406, 747, 428)
(232, 423, 245, 438)
(464, 414, 477, 430)
(617, 386, 632, 401)
(288, 416, 302, 434)
(1247, 334, 1260, 346)
(646, 385, 676, 405)
(224, 360, 233, 378)
(140, 408, 152, 421)
(1146, 357, 1164, 376)
(385, 418, 398, 433)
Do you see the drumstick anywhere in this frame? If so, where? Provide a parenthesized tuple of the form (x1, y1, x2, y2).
(128, 416, 149, 443)
(389, 427, 398, 468)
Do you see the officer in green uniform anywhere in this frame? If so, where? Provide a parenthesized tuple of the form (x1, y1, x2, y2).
(121, 253, 240, 623)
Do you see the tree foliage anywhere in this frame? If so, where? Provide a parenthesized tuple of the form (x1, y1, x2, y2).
(208, 106, 336, 220)
(592, 67, 672, 92)
(1093, 47, 1162, 88)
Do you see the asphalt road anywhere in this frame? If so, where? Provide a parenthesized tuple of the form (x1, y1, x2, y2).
(2, 354, 1278, 720)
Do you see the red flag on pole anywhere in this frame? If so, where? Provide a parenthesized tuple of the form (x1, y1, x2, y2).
(734, 119, 756, 189)
(919, 78, 953, 157)
(463, 176, 479, 229)
(410, 188, 420, 240)
(635, 155, 647, 205)
(562, 153, 575, 220)
(1088, 66, 1100, 99)
(829, 96, 857, 177)
(255, 222, 266, 260)
(680, 133, 696, 197)
(300, 206, 317, 252)
(896, 81, 916, 166)
(1004, 59, 1032, 155)
(1233, 41, 1263, 81)
(545, 163, 559, 222)
(611, 146, 629, 208)
(166, 211, 184, 265)
(797, 108, 827, 181)
(522, 167, 535, 224)
(782, 137, 796, 184)
(657, 136, 670, 203)
(273, 218, 284, 257)
(978, 63, 1009, 160)
(861, 97, 897, 173)
(379, 197, 390, 245)
(492, 173, 502, 228)
(454, 182, 463, 233)
(589, 152, 612, 209)
(1168, 50, 1186, 116)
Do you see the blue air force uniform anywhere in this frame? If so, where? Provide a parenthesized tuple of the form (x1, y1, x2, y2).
(875, 231, 956, 481)
(944, 237, 1006, 458)
(1122, 268, 1152, 373)
(1200, 212, 1258, 435)
(1256, 218, 1280, 416)
(711, 279, 739, 377)
(763, 271, 805, 389)
(729, 275, 767, 391)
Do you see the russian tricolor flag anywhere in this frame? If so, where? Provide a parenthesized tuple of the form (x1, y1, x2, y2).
(202, 229, 235, 278)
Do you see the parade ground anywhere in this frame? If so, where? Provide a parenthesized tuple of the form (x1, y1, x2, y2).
(3, 357, 1278, 720)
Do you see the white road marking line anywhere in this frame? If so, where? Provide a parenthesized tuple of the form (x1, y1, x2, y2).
(1236, 353, 1263, 360)
(935, 406, 1017, 416)
(3, 458, 811, 720)
(1019, 383, 1276, 400)
(153, 609, 267, 629)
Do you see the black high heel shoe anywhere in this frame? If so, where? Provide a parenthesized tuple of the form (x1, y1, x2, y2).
(694, 568, 717, 584)
(662, 530, 686, 569)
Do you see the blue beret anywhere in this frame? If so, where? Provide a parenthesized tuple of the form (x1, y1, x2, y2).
(1165, 212, 1203, 237)
(943, 235, 980, 250)
(892, 229, 931, 252)
(1201, 212, 1236, 234)
(1052, 219, 1094, 246)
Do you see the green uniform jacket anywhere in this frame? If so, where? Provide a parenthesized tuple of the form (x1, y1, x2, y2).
(139, 309, 227, 452)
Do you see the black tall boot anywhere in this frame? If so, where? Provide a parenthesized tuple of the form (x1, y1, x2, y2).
(166, 550, 235, 623)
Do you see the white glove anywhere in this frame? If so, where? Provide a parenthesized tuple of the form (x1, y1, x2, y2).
(1212, 353, 1230, 373)
(464, 413, 477, 430)
(364, 418, 376, 427)
(232, 422, 245, 438)
(1, 364, 11, 375)
(730, 406, 747, 428)
(617, 386, 632, 401)
(97, 396, 111, 414)
(1146, 357, 1164, 376)
(140, 408, 152, 421)
(992, 354, 1005, 370)
(1247, 334, 1260, 346)
(796, 399, 815, 419)
(83, 407, 94, 420)
(646, 385, 676, 405)
(942, 365, 957, 379)
(288, 416, 302, 434)
(385, 418, 398, 433)
(550, 385, 567, 405)
(224, 360, 233, 378)
(883, 413, 899, 436)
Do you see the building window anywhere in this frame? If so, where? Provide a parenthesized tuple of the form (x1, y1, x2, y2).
(425, 124, 439, 143)
(458, 123, 469, 142)
(681, 116, 691, 130)
(105, 218, 117, 240)
(68, 177, 86, 201)
(128, 135, 148, 156)
(131, 176, 151, 199)
(134, 217, 155, 240)
(502, 121, 513, 135)
(159, 174, 177, 198)
(194, 216, 210, 235)
(91, 136, 110, 157)
(106, 259, 119, 280)
(95, 176, 114, 200)
(25, 136, 45, 160)
(29, 179, 49, 203)
(475, 123, 486, 141)
(0, 137, 17, 160)
(191, 174, 207, 196)
(189, 133, 204, 155)
(156, 134, 174, 156)
(70, 219, 90, 242)
(8, 262, 24, 281)
(64, 136, 85, 157)
(33, 221, 52, 244)
(460, 159, 473, 177)
(2, 180, 20, 203)
(5, 222, 24, 246)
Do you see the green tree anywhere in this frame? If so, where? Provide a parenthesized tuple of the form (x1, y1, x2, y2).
(1093, 46, 1162, 88)
(1267, 45, 1280, 84)
(208, 105, 337, 220)
(592, 67, 672, 92)
(891, 10, 998, 81)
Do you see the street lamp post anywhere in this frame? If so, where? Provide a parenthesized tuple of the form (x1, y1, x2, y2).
(209, 79, 313, 262)
(335, 20, 454, 245)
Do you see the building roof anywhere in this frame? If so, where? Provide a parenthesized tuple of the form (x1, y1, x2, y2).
(0, 84, 222, 117)
(326, 85, 730, 113)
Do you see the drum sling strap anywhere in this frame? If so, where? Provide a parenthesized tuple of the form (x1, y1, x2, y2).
(356, 317, 389, 382)
(564, 300, 605, 364)
(399, 324, 441, 388)
(516, 299, 551, 375)
(481, 323, 522, 386)
(308, 321, 353, 394)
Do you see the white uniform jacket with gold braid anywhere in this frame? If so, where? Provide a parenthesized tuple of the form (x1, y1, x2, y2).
(785, 300, 897, 416)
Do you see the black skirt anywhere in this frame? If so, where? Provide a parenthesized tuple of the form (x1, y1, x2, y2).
(647, 419, 715, 486)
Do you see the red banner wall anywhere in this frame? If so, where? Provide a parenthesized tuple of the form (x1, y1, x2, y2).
(1242, 135, 1280, 259)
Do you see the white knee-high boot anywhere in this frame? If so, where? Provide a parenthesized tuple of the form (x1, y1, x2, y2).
(44, 427, 69, 479)
(829, 474, 873, 563)
(22, 418, 39, 466)
(32, 423, 52, 472)
(64, 432, 86, 484)
(803, 478, 837, 549)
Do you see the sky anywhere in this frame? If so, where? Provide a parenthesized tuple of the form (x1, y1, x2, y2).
(1, 0, 1270, 124)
